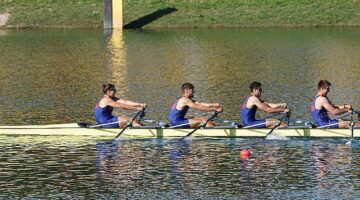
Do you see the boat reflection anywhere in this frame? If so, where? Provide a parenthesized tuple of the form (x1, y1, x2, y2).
(95, 138, 357, 198)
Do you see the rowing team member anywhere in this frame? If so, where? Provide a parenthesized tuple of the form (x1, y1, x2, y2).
(96, 80, 359, 129)
(95, 84, 146, 128)
(169, 83, 223, 128)
(311, 80, 360, 128)
(241, 81, 289, 128)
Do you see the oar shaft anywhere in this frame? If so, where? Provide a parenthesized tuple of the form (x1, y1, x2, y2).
(265, 112, 290, 137)
(115, 108, 145, 138)
(179, 111, 219, 140)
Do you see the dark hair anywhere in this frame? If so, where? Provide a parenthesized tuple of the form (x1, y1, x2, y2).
(181, 82, 194, 91)
(250, 81, 262, 92)
(102, 84, 116, 94)
(318, 80, 331, 90)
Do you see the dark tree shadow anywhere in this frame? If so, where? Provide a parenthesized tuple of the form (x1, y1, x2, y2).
(124, 7, 177, 29)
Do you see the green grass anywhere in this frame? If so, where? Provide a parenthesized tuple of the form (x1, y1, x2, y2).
(1, 0, 360, 28)
(0, 0, 103, 28)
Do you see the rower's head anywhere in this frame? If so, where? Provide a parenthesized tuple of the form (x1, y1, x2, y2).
(181, 82, 195, 98)
(317, 80, 331, 96)
(103, 84, 116, 97)
(250, 81, 262, 97)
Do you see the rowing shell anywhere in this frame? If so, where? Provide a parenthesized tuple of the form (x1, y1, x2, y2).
(0, 123, 358, 138)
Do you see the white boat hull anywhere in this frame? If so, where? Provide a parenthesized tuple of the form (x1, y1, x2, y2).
(0, 123, 358, 138)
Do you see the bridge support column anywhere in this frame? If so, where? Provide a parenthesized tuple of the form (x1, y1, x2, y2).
(104, 0, 123, 29)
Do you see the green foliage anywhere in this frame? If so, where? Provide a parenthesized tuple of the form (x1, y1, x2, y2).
(0, 0, 103, 28)
(123, 0, 360, 28)
(0, 0, 360, 28)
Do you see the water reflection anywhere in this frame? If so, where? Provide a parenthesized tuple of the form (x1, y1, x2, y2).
(1, 29, 360, 124)
(1, 28, 360, 198)
(104, 29, 128, 97)
(0, 136, 359, 198)
(311, 142, 354, 190)
(92, 138, 360, 199)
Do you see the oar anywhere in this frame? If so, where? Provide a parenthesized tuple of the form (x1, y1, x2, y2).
(179, 111, 219, 141)
(265, 112, 290, 138)
(115, 108, 145, 139)
(345, 112, 355, 145)
(345, 121, 355, 145)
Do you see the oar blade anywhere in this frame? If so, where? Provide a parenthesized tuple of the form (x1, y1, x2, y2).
(345, 139, 352, 145)
(345, 121, 355, 145)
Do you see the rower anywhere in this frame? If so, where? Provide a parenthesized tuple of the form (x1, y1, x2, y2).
(94, 84, 146, 128)
(169, 82, 223, 128)
(311, 80, 360, 128)
(241, 81, 289, 128)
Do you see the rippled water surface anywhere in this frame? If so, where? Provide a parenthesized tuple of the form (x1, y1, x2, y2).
(1, 28, 360, 198)
(1, 28, 360, 124)
(0, 137, 359, 199)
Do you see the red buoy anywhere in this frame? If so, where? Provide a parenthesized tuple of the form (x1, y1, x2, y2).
(240, 149, 251, 159)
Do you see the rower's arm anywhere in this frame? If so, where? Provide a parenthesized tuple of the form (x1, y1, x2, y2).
(266, 102, 287, 108)
(335, 104, 352, 110)
(255, 98, 287, 113)
(184, 99, 219, 112)
(107, 99, 143, 110)
(321, 98, 350, 115)
(117, 99, 146, 108)
(197, 102, 221, 108)
(196, 102, 223, 112)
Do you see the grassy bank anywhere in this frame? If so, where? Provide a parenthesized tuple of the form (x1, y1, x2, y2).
(1, 0, 360, 28)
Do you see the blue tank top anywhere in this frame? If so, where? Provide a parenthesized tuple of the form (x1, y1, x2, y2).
(94, 102, 115, 123)
(169, 98, 189, 122)
(241, 97, 257, 124)
(311, 96, 331, 125)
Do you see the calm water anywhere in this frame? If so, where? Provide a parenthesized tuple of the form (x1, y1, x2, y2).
(1, 28, 360, 124)
(1, 28, 360, 198)
(0, 137, 359, 199)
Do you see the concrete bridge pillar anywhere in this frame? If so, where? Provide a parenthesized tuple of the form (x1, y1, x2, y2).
(104, 0, 123, 29)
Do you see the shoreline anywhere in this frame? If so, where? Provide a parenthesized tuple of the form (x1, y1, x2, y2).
(1, 0, 360, 30)
(1, 24, 360, 30)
